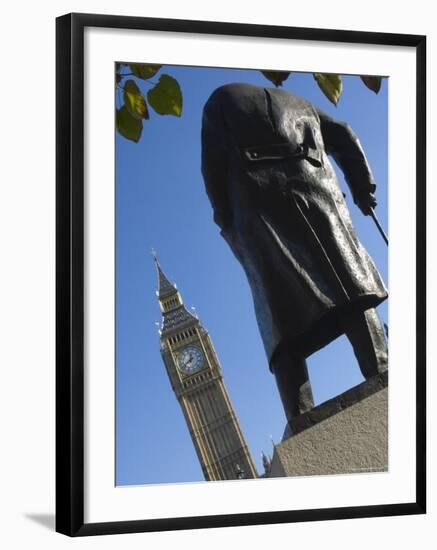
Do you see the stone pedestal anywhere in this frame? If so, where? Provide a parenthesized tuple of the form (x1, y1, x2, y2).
(269, 372, 388, 478)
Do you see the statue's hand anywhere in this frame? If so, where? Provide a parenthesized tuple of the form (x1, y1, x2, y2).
(356, 192, 377, 216)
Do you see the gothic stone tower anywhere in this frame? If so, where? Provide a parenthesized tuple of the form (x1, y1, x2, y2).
(154, 255, 258, 481)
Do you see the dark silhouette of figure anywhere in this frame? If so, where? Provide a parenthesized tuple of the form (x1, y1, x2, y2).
(201, 83, 388, 426)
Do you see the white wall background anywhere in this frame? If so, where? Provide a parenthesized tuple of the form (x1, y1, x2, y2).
(0, 1, 434, 548)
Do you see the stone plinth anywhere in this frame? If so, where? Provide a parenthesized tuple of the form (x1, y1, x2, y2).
(269, 372, 388, 478)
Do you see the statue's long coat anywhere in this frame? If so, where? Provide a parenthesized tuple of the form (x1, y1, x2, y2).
(201, 83, 387, 365)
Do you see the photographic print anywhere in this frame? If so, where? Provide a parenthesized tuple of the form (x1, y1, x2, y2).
(115, 63, 389, 486)
(56, 14, 425, 535)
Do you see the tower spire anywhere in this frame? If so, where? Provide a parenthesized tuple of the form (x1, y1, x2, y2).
(152, 249, 178, 299)
(152, 251, 197, 335)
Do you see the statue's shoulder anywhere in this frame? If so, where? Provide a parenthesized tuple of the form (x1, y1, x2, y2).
(204, 82, 313, 114)
(204, 83, 263, 110)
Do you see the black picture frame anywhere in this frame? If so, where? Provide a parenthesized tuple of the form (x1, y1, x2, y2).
(56, 12, 426, 537)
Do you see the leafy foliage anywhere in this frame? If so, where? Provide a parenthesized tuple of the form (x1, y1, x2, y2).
(260, 71, 383, 107)
(115, 64, 183, 143)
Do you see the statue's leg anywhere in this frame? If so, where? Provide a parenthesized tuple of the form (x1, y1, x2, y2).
(271, 349, 314, 422)
(341, 307, 388, 379)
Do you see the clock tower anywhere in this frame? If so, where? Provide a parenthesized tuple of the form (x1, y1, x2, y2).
(153, 254, 258, 481)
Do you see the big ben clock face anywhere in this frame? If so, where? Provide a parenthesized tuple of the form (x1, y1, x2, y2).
(177, 345, 205, 375)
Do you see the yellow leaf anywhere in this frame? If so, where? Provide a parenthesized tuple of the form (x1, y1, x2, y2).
(124, 79, 149, 120)
(261, 71, 291, 87)
(147, 75, 183, 117)
(314, 73, 343, 105)
(129, 63, 161, 80)
(116, 106, 143, 142)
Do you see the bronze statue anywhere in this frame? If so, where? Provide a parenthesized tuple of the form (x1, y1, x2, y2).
(201, 83, 388, 427)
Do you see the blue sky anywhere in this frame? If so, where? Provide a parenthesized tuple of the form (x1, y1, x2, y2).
(115, 66, 388, 486)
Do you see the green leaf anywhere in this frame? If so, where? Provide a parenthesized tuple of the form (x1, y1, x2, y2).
(116, 106, 143, 142)
(313, 73, 343, 105)
(360, 75, 382, 94)
(123, 79, 149, 120)
(129, 63, 162, 80)
(147, 74, 183, 117)
(260, 70, 291, 87)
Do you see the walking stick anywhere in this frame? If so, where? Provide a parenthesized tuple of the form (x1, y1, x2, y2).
(369, 208, 388, 246)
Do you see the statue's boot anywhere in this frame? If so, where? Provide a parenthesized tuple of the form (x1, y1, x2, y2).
(271, 350, 314, 423)
(341, 307, 388, 379)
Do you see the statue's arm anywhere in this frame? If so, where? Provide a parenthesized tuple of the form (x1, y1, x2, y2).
(317, 109, 377, 215)
(201, 98, 231, 231)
